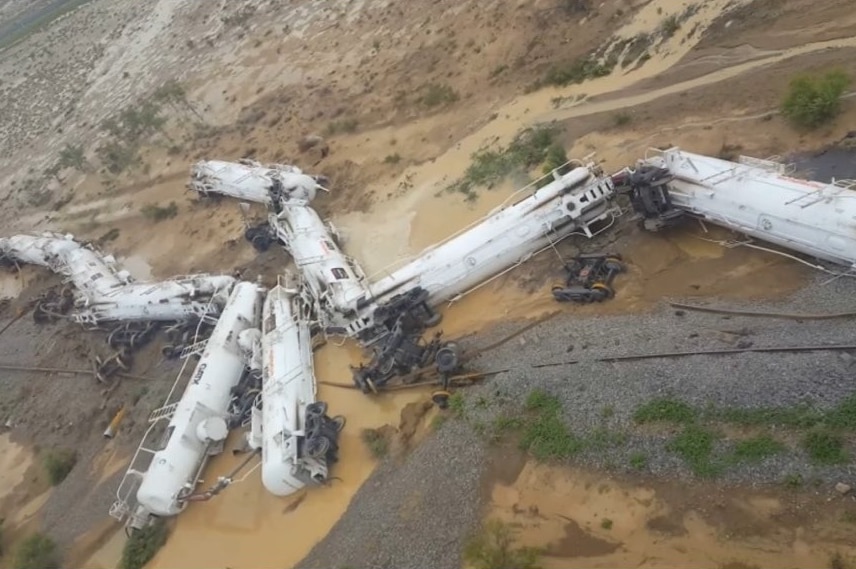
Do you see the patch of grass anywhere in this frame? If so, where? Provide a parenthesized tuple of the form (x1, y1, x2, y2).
(629, 452, 647, 470)
(449, 392, 466, 418)
(534, 56, 614, 90)
(600, 405, 615, 419)
(325, 118, 359, 136)
(525, 389, 562, 414)
(418, 83, 460, 108)
(783, 472, 804, 489)
(493, 415, 525, 434)
(667, 424, 720, 477)
(14, 533, 59, 569)
(842, 510, 856, 525)
(464, 519, 542, 569)
(361, 429, 389, 458)
(97, 140, 139, 174)
(448, 126, 559, 198)
(781, 70, 850, 129)
(802, 430, 849, 465)
(520, 391, 584, 460)
(540, 143, 570, 179)
(383, 153, 401, 165)
(140, 202, 178, 222)
(731, 435, 785, 463)
(43, 448, 77, 485)
(824, 394, 856, 429)
(634, 398, 697, 425)
(600, 518, 613, 530)
(120, 519, 169, 569)
(613, 112, 632, 127)
(58, 143, 87, 171)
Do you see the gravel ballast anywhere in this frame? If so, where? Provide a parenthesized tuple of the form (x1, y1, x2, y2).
(298, 272, 856, 568)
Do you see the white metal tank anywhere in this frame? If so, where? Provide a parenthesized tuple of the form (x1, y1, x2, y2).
(0, 233, 128, 296)
(342, 165, 618, 338)
(269, 203, 371, 322)
(134, 281, 263, 517)
(189, 159, 315, 204)
(73, 275, 237, 325)
(642, 148, 856, 268)
(246, 278, 342, 495)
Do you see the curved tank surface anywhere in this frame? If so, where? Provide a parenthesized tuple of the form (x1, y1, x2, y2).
(134, 281, 263, 517)
(645, 148, 856, 268)
(249, 280, 342, 496)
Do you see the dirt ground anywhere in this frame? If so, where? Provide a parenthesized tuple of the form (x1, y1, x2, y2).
(1, 0, 856, 567)
(484, 444, 856, 569)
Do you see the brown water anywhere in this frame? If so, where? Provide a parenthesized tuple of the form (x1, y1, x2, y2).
(142, 342, 430, 569)
(488, 461, 856, 569)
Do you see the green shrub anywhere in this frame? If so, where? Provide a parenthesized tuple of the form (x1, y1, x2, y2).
(781, 70, 850, 128)
(802, 430, 848, 465)
(14, 533, 59, 569)
(361, 429, 389, 458)
(120, 519, 169, 569)
(43, 449, 77, 485)
(140, 202, 178, 222)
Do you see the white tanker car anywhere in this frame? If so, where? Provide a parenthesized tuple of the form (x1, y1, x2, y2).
(188, 159, 327, 206)
(245, 276, 343, 496)
(267, 203, 372, 329)
(0, 232, 235, 324)
(111, 281, 264, 529)
(621, 148, 856, 269)
(342, 163, 621, 343)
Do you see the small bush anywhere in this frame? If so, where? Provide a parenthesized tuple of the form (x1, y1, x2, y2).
(383, 153, 401, 164)
(120, 519, 169, 569)
(613, 112, 632, 127)
(325, 118, 359, 136)
(449, 392, 466, 418)
(781, 70, 850, 129)
(361, 429, 389, 458)
(601, 518, 613, 530)
(802, 430, 848, 465)
(464, 519, 542, 569)
(43, 448, 77, 485)
(629, 452, 647, 470)
(536, 57, 613, 89)
(667, 424, 720, 477)
(448, 126, 559, 198)
(419, 83, 459, 108)
(140, 202, 178, 222)
(660, 15, 680, 39)
(520, 391, 583, 460)
(14, 533, 59, 569)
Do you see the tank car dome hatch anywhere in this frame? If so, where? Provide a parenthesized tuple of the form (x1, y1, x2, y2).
(197, 417, 229, 445)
